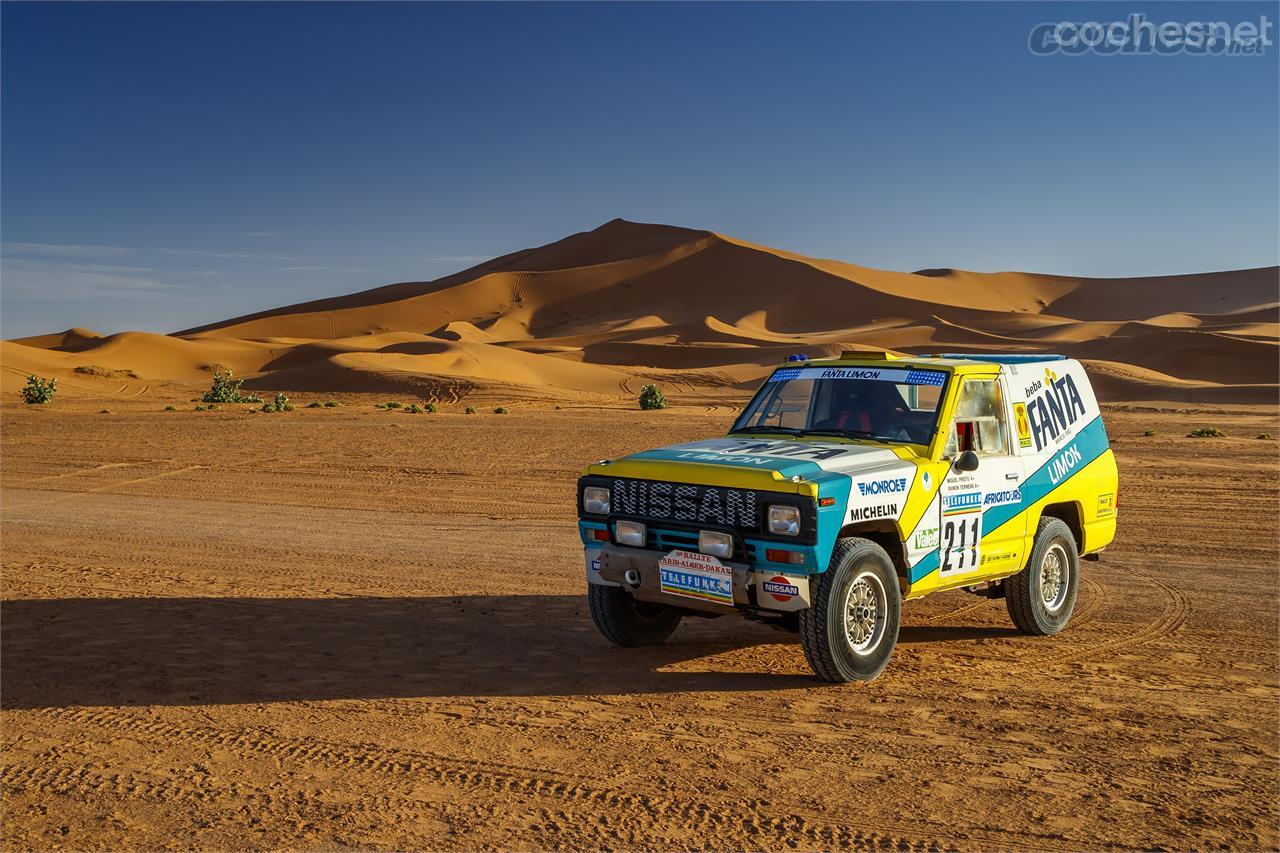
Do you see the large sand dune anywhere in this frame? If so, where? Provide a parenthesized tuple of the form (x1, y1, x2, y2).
(6, 219, 1277, 402)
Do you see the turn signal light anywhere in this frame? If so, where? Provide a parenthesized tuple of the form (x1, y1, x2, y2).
(765, 549, 805, 565)
(589, 528, 609, 541)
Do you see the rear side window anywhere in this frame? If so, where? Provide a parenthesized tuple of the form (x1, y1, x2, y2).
(945, 379, 1009, 457)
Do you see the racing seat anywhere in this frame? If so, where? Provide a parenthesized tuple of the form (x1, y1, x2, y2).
(954, 421, 976, 452)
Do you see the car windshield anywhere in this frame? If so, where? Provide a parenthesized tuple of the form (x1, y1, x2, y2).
(730, 365, 949, 446)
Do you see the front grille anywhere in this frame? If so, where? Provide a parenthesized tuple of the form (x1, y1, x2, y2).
(612, 477, 761, 531)
(578, 475, 817, 546)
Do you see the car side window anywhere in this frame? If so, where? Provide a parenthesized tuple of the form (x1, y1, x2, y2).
(944, 379, 1010, 457)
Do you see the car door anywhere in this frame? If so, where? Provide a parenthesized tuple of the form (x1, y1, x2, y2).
(936, 376, 1027, 582)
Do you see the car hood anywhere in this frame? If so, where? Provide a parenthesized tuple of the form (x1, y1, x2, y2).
(616, 435, 911, 483)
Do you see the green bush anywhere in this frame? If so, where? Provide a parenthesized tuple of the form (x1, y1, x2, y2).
(75, 365, 139, 379)
(194, 405, 207, 411)
(554, 404, 562, 410)
(465, 406, 476, 414)
(425, 403, 438, 413)
(1257, 433, 1273, 440)
(202, 370, 262, 404)
(639, 384, 666, 410)
(1188, 427, 1226, 438)
(163, 405, 177, 412)
(20, 375, 57, 404)
(494, 406, 507, 414)
(306, 401, 323, 408)
(323, 400, 339, 408)
(406, 403, 424, 414)
(98, 409, 111, 414)
(384, 401, 402, 409)
(1142, 429, 1156, 437)
(261, 392, 293, 413)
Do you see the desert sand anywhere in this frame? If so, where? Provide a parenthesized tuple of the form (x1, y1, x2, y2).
(1, 401, 1277, 850)
(2, 220, 1278, 850)
(4, 219, 1277, 405)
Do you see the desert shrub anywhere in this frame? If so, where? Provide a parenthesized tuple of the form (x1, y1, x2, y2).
(639, 384, 666, 410)
(494, 406, 507, 414)
(425, 403, 438, 413)
(1188, 427, 1226, 438)
(323, 400, 339, 408)
(406, 404, 424, 414)
(163, 405, 177, 411)
(554, 404, 562, 410)
(306, 401, 323, 408)
(75, 365, 139, 379)
(98, 409, 111, 414)
(465, 406, 476, 414)
(384, 401, 403, 409)
(194, 405, 207, 411)
(21, 375, 57, 404)
(1257, 433, 1273, 440)
(202, 370, 262, 404)
(261, 392, 293, 413)
(1142, 429, 1156, 437)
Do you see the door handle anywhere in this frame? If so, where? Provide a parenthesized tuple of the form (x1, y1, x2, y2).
(1005, 472, 1019, 480)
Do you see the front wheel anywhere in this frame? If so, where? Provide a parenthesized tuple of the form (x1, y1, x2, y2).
(1005, 517, 1079, 635)
(799, 538, 902, 682)
(587, 584, 683, 647)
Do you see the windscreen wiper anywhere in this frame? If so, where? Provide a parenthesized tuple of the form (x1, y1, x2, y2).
(797, 428, 893, 443)
(730, 425, 800, 434)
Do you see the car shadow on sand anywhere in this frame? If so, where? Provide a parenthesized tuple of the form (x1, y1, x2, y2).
(1, 594, 1021, 709)
(1, 594, 816, 708)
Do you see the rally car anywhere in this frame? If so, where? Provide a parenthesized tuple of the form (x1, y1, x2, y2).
(577, 352, 1118, 682)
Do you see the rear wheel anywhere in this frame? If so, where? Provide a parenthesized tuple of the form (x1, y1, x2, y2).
(588, 584, 682, 646)
(1005, 517, 1079, 635)
(799, 538, 901, 682)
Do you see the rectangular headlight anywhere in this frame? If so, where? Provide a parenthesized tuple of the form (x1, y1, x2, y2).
(615, 519, 646, 547)
(583, 486, 610, 515)
(768, 504, 801, 536)
(698, 530, 733, 558)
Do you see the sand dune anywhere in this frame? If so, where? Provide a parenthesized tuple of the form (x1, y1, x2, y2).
(6, 219, 1277, 403)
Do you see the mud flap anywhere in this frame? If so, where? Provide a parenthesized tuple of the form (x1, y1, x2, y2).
(752, 572, 811, 612)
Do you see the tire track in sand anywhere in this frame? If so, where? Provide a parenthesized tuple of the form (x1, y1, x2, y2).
(1026, 570, 1189, 667)
(32, 706, 1078, 852)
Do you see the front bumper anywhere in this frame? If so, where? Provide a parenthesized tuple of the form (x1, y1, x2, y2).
(586, 543, 811, 615)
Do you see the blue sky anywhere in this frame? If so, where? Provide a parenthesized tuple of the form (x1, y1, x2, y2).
(2, 1, 1277, 337)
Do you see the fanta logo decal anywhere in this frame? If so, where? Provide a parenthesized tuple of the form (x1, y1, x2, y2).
(856, 477, 908, 496)
(1027, 370, 1087, 451)
(819, 368, 881, 380)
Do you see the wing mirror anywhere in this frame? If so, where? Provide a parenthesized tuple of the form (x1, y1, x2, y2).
(954, 450, 980, 472)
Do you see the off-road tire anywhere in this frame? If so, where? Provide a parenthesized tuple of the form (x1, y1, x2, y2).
(799, 538, 902, 683)
(588, 584, 682, 647)
(1005, 517, 1079, 635)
